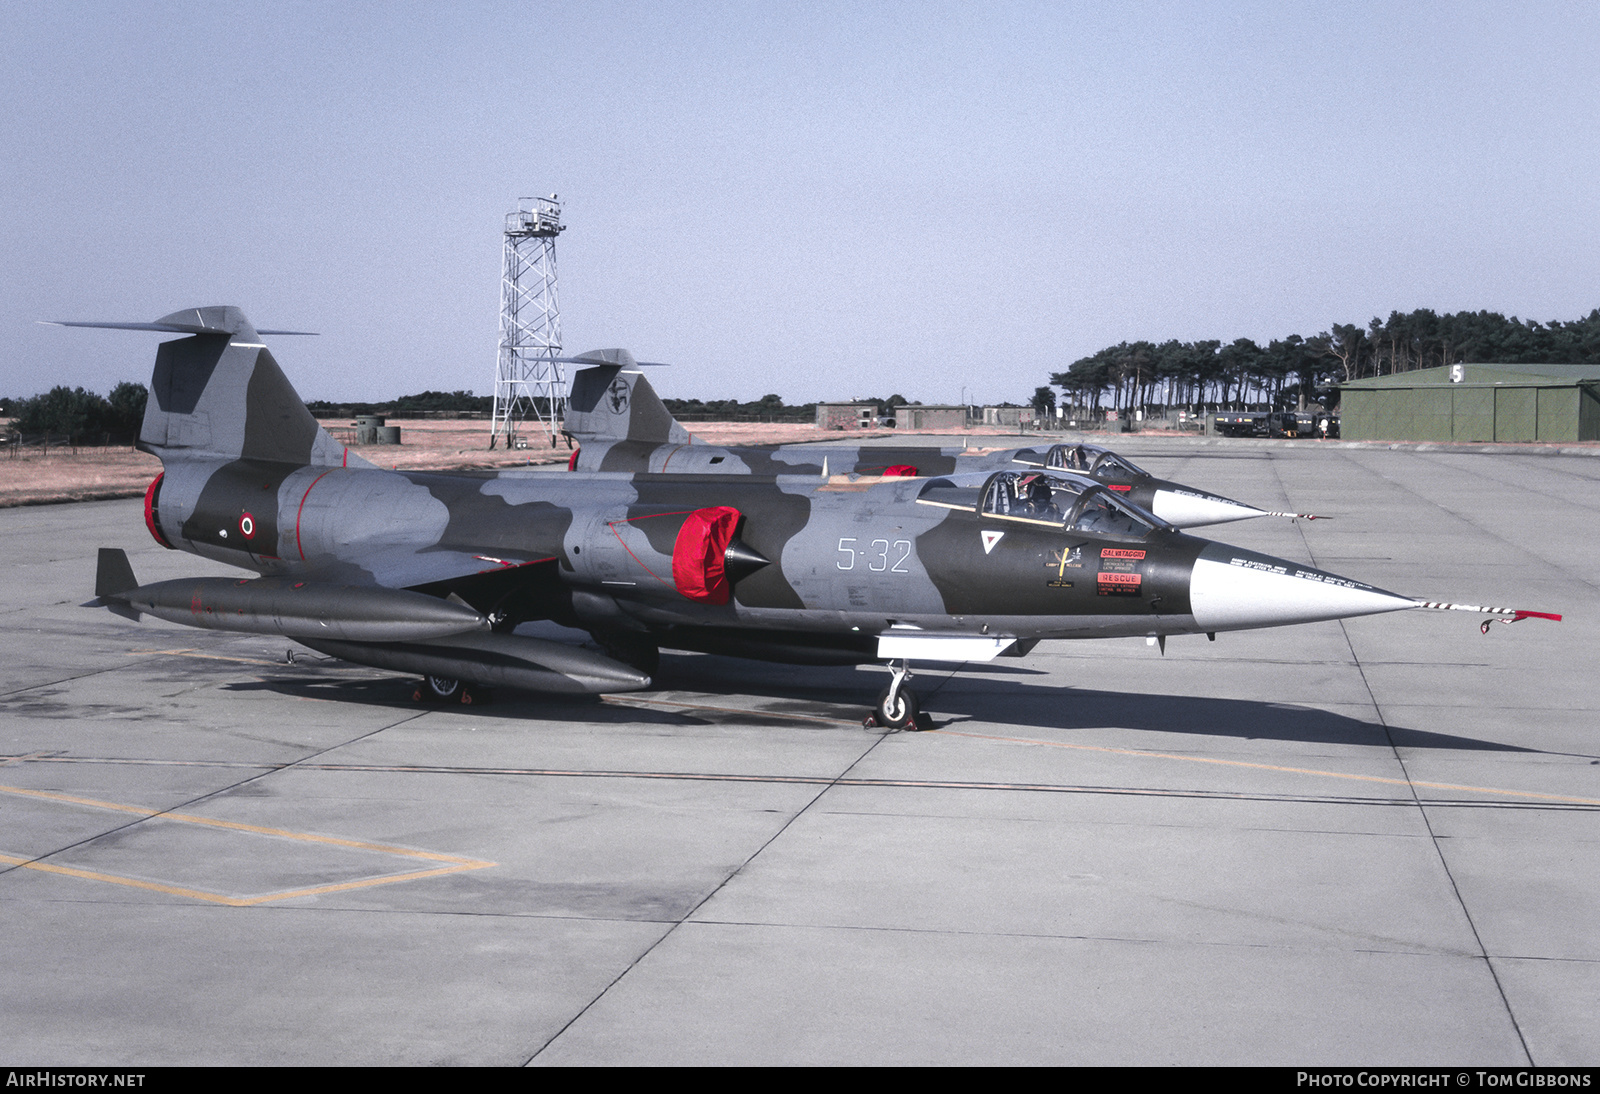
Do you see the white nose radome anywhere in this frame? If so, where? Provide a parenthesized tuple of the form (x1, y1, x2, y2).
(1189, 547, 1416, 631)
(1150, 489, 1265, 528)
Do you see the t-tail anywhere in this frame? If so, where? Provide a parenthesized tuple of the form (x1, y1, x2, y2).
(51, 305, 359, 469)
(51, 305, 370, 566)
(561, 350, 689, 458)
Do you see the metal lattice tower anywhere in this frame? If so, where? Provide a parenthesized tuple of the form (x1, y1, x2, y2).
(491, 196, 565, 449)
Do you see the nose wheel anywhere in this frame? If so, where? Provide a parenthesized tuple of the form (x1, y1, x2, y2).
(865, 660, 931, 731)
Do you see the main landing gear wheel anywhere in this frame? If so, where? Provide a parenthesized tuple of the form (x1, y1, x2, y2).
(413, 675, 486, 705)
(425, 674, 461, 700)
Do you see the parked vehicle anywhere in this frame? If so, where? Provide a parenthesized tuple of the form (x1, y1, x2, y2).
(1265, 411, 1317, 438)
(1211, 411, 1268, 437)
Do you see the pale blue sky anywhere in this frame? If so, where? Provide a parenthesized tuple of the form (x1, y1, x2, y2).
(4, 1, 1597, 404)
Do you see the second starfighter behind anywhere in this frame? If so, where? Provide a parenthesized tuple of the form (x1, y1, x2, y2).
(561, 362, 1324, 527)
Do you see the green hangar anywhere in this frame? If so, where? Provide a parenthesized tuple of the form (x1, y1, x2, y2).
(1339, 363, 1600, 443)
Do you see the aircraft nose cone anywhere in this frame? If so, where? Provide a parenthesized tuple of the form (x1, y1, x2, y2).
(1151, 489, 1265, 528)
(1189, 543, 1416, 631)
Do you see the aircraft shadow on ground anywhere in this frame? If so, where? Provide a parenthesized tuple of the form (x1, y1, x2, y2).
(222, 673, 721, 729)
(660, 654, 1547, 754)
(221, 650, 1559, 756)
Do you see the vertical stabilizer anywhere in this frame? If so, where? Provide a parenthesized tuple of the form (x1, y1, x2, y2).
(562, 352, 691, 446)
(136, 306, 361, 468)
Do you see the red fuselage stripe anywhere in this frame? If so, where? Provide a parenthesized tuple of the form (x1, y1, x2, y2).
(295, 470, 334, 561)
(609, 522, 668, 586)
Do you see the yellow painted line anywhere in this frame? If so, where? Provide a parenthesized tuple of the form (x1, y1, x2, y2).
(0, 784, 490, 864)
(240, 864, 488, 906)
(0, 784, 494, 905)
(0, 852, 490, 907)
(931, 729, 1600, 807)
(0, 851, 257, 905)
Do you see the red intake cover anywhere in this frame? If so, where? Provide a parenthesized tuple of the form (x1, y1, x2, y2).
(671, 506, 741, 605)
(883, 465, 918, 477)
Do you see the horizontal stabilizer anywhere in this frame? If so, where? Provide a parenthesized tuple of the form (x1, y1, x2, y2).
(45, 304, 316, 336)
(45, 321, 317, 335)
(551, 349, 668, 369)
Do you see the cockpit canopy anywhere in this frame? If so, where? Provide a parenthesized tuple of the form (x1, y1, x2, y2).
(1040, 444, 1150, 480)
(918, 470, 1165, 538)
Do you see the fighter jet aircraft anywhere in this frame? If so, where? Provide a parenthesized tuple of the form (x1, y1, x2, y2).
(562, 361, 1319, 528)
(71, 307, 1557, 728)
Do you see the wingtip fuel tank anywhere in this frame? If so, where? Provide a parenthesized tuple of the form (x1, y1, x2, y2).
(96, 549, 491, 642)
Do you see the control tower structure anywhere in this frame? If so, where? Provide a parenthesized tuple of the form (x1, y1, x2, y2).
(491, 196, 565, 448)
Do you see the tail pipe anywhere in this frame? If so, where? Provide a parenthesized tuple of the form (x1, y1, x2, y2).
(144, 474, 173, 549)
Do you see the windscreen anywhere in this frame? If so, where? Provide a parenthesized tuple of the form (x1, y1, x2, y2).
(980, 471, 1090, 524)
(1089, 450, 1149, 478)
(1043, 445, 1093, 472)
(1065, 486, 1159, 537)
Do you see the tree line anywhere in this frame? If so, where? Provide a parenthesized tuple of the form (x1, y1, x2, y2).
(1048, 308, 1600, 413)
(4, 383, 147, 445)
(18, 308, 1592, 441)
(305, 390, 495, 418)
(662, 394, 819, 422)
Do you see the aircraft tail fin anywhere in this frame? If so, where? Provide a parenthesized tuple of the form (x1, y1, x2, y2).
(562, 351, 690, 446)
(54, 306, 363, 470)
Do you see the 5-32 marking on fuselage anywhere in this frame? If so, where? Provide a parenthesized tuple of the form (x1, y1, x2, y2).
(836, 537, 912, 572)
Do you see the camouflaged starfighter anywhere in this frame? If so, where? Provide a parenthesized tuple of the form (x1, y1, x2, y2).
(73, 308, 1558, 728)
(562, 362, 1323, 527)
